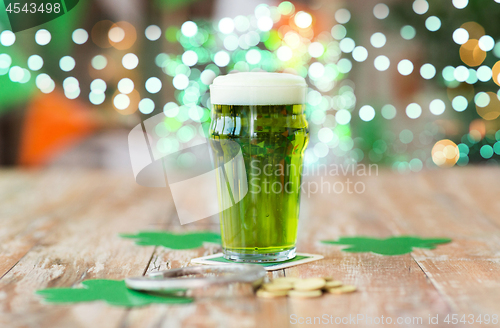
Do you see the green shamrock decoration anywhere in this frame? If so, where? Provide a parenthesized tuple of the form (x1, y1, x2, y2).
(36, 279, 193, 307)
(120, 231, 221, 249)
(321, 236, 452, 256)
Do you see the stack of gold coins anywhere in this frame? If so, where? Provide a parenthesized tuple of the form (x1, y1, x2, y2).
(256, 276, 356, 299)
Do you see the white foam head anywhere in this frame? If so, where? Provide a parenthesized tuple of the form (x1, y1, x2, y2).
(210, 72, 307, 105)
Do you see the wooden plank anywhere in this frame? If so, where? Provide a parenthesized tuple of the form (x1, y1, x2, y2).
(0, 171, 172, 328)
(0, 170, 116, 278)
(119, 218, 290, 328)
(2, 168, 500, 327)
(353, 168, 500, 317)
(284, 174, 452, 328)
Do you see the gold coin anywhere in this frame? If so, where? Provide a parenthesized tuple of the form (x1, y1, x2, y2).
(293, 278, 326, 291)
(256, 289, 288, 298)
(324, 280, 343, 288)
(288, 290, 323, 299)
(327, 285, 357, 294)
(272, 277, 300, 284)
(323, 276, 334, 281)
(262, 283, 293, 291)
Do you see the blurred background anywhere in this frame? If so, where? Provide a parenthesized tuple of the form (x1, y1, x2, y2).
(1, 0, 500, 173)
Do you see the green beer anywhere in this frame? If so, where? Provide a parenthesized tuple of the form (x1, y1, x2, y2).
(209, 73, 309, 262)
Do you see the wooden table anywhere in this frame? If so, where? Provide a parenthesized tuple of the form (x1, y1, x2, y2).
(1, 167, 500, 327)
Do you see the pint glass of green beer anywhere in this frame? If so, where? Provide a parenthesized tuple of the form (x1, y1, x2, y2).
(209, 72, 309, 262)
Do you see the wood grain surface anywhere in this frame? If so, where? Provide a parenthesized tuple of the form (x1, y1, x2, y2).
(1, 167, 500, 328)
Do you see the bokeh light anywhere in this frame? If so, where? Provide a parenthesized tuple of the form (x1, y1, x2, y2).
(118, 78, 134, 94)
(406, 103, 422, 119)
(429, 99, 446, 115)
(461, 21, 485, 40)
(145, 25, 161, 41)
(0, 30, 15, 46)
(420, 63, 436, 79)
(478, 35, 494, 51)
(425, 16, 441, 32)
(397, 59, 414, 76)
(182, 50, 198, 67)
(359, 105, 375, 121)
(90, 79, 107, 94)
(173, 74, 189, 90)
(257, 16, 273, 32)
(246, 49, 261, 64)
(432, 140, 460, 167)
(374, 55, 390, 71)
(35, 29, 51, 45)
(335, 109, 351, 125)
(339, 38, 355, 53)
(475, 91, 500, 120)
(331, 25, 346, 40)
(63, 76, 80, 99)
(492, 61, 500, 86)
(9, 66, 24, 82)
(278, 1, 294, 15)
(454, 65, 469, 82)
(145, 77, 162, 94)
(214, 51, 230, 67)
(36, 73, 55, 93)
(452, 95, 468, 111)
(412, 0, 429, 15)
(400, 26, 416, 40)
(219, 18, 235, 34)
(460, 39, 486, 67)
(295, 11, 313, 28)
(72, 28, 88, 44)
(109, 21, 137, 50)
(181, 21, 198, 37)
(89, 92, 105, 105)
(91, 55, 107, 70)
(308, 42, 325, 58)
(122, 53, 139, 70)
(480, 145, 494, 159)
(399, 129, 413, 144)
(114, 94, 131, 110)
(370, 32, 386, 48)
(0, 54, 12, 74)
(381, 104, 396, 119)
(477, 65, 492, 82)
(139, 98, 155, 114)
(27, 55, 43, 71)
(59, 56, 76, 72)
(453, 28, 469, 45)
(373, 4, 390, 20)
(452, 0, 468, 9)
(334, 9, 350, 24)
(352, 46, 368, 62)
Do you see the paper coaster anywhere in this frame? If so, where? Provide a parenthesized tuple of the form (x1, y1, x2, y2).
(191, 253, 323, 271)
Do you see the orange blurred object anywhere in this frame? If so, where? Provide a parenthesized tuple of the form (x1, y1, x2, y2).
(492, 61, 500, 87)
(469, 119, 486, 139)
(460, 22, 485, 40)
(18, 90, 97, 166)
(109, 21, 137, 50)
(459, 39, 486, 67)
(431, 139, 460, 167)
(475, 92, 500, 120)
(92, 20, 114, 48)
